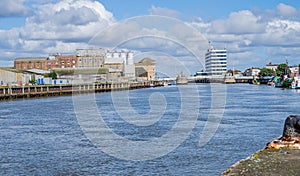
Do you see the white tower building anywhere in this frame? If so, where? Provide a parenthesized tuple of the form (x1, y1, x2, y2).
(205, 46, 227, 76)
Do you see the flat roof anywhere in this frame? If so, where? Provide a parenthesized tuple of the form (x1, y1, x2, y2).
(15, 57, 47, 62)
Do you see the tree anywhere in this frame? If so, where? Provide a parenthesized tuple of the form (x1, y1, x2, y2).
(227, 69, 234, 75)
(276, 64, 290, 76)
(29, 74, 36, 85)
(44, 70, 57, 79)
(49, 70, 57, 79)
(259, 68, 274, 77)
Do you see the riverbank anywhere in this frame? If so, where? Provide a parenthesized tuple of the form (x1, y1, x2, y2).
(222, 147, 300, 175)
(222, 114, 300, 175)
(0, 81, 162, 101)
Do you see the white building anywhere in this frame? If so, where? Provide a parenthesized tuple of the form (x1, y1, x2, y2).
(244, 67, 261, 77)
(265, 62, 278, 71)
(205, 47, 227, 76)
(105, 50, 135, 78)
(290, 65, 299, 77)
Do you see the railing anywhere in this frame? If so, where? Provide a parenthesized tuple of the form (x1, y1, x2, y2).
(0, 81, 163, 101)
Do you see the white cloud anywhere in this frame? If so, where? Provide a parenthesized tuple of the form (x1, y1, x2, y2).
(188, 5, 300, 70)
(149, 5, 181, 18)
(0, 0, 114, 60)
(2, 1, 300, 72)
(21, 0, 114, 41)
(277, 3, 297, 17)
(0, 0, 31, 17)
(209, 10, 265, 34)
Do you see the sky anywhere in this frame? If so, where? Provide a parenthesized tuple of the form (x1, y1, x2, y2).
(1, 0, 300, 75)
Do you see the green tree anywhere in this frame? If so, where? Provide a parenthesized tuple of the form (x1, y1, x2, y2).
(44, 70, 57, 79)
(49, 70, 57, 79)
(276, 64, 290, 75)
(227, 69, 234, 75)
(29, 74, 36, 85)
(259, 68, 274, 77)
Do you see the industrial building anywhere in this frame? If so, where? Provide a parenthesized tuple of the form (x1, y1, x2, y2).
(76, 48, 105, 68)
(12, 48, 146, 84)
(135, 58, 156, 81)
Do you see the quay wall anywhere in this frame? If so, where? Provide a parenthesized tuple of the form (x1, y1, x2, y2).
(191, 77, 269, 84)
(0, 81, 161, 101)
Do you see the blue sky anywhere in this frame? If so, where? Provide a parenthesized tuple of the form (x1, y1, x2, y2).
(99, 0, 296, 20)
(1, 0, 300, 74)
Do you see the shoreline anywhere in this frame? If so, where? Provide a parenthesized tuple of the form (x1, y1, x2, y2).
(222, 132, 300, 175)
(0, 81, 161, 101)
(221, 146, 300, 175)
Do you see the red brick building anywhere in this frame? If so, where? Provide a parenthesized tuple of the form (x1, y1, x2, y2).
(14, 57, 48, 70)
(14, 54, 77, 70)
(57, 55, 77, 69)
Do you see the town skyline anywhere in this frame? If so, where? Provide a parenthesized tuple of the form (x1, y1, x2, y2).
(1, 0, 300, 73)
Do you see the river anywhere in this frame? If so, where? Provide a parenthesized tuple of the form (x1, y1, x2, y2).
(1, 84, 300, 175)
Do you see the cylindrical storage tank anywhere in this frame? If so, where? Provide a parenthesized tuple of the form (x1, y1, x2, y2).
(127, 52, 134, 65)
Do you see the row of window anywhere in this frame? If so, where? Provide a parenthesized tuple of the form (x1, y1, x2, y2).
(78, 59, 104, 63)
(205, 58, 227, 60)
(207, 69, 227, 72)
(206, 62, 227, 65)
(205, 55, 227, 58)
(78, 65, 103, 68)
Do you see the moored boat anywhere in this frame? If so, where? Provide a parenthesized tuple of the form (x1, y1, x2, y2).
(273, 76, 292, 88)
(223, 73, 236, 84)
(176, 73, 188, 85)
(292, 77, 300, 89)
(292, 64, 300, 89)
(273, 60, 293, 88)
(252, 79, 260, 85)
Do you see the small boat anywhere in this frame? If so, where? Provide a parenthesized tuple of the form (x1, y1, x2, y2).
(273, 59, 292, 88)
(252, 79, 260, 85)
(266, 77, 275, 86)
(223, 73, 236, 84)
(292, 77, 300, 89)
(176, 73, 188, 85)
(292, 64, 300, 89)
(273, 76, 292, 88)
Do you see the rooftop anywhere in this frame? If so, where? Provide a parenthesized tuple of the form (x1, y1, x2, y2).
(15, 57, 47, 62)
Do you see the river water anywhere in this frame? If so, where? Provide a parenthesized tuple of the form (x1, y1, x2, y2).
(1, 84, 300, 175)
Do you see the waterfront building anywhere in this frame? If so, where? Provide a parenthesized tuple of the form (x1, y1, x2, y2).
(205, 47, 227, 76)
(76, 48, 105, 68)
(14, 57, 48, 70)
(104, 50, 135, 78)
(289, 65, 299, 77)
(14, 54, 77, 70)
(76, 48, 135, 79)
(135, 58, 156, 81)
(13, 48, 142, 81)
(244, 67, 261, 77)
(0, 68, 32, 86)
(266, 62, 279, 71)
